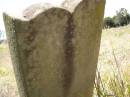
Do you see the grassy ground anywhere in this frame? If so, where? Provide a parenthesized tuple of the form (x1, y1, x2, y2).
(100, 25, 130, 82)
(94, 25, 130, 97)
(99, 25, 130, 81)
(0, 44, 19, 97)
(0, 25, 130, 97)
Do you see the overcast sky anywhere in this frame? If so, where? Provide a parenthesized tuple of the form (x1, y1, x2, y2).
(0, 0, 130, 31)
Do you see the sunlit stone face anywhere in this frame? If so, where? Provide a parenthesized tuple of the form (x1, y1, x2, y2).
(3, 0, 105, 97)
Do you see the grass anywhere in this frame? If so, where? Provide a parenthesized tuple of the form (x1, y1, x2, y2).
(94, 25, 130, 97)
(0, 25, 130, 97)
(0, 44, 19, 97)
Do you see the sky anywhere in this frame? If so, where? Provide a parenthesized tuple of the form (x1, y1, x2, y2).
(0, 0, 130, 31)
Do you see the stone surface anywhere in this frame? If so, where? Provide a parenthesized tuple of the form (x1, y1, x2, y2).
(3, 0, 106, 97)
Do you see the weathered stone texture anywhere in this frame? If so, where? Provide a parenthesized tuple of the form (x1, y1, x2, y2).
(3, 0, 105, 97)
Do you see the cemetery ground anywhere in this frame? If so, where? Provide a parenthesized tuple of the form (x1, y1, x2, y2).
(0, 25, 130, 97)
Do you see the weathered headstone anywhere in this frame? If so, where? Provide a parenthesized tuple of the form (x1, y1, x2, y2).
(3, 0, 105, 97)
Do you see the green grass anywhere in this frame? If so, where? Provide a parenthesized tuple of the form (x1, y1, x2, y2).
(0, 67, 9, 77)
(0, 46, 6, 53)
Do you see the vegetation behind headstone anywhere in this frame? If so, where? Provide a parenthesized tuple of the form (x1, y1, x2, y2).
(104, 8, 130, 29)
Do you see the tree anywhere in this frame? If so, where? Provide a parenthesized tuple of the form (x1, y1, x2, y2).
(115, 8, 129, 26)
(104, 17, 114, 28)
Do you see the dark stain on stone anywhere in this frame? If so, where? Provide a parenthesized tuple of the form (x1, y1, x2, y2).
(26, 20, 37, 43)
(62, 15, 75, 97)
(24, 20, 37, 58)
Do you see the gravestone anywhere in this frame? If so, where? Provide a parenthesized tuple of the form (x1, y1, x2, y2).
(3, 0, 106, 97)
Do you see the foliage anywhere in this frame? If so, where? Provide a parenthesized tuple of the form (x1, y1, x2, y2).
(104, 8, 130, 29)
(104, 17, 114, 28)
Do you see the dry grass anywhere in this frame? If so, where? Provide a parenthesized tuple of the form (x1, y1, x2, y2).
(0, 25, 130, 97)
(94, 25, 130, 97)
(0, 44, 19, 97)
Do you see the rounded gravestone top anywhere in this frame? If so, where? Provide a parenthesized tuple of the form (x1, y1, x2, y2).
(23, 3, 53, 19)
(22, 0, 82, 19)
